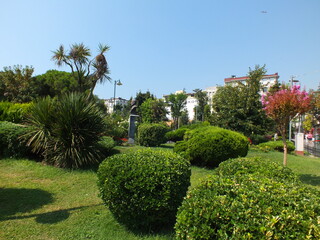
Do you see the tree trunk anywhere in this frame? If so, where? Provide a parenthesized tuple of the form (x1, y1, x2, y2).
(281, 133, 288, 166)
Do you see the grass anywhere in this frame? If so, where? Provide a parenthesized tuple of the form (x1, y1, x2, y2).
(0, 146, 319, 239)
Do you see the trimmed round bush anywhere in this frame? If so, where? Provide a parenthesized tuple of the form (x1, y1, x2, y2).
(258, 140, 295, 153)
(178, 126, 249, 168)
(175, 174, 320, 240)
(97, 149, 191, 231)
(215, 157, 299, 183)
(137, 123, 169, 147)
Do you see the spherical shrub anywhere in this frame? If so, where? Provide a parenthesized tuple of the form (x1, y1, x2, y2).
(258, 140, 295, 153)
(182, 126, 249, 167)
(175, 174, 320, 240)
(97, 149, 191, 231)
(137, 123, 169, 147)
(215, 157, 299, 183)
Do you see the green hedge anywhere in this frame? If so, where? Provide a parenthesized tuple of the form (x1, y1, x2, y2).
(137, 123, 169, 147)
(258, 140, 295, 153)
(175, 174, 320, 239)
(0, 102, 32, 123)
(97, 149, 191, 232)
(249, 134, 270, 145)
(174, 126, 249, 168)
(0, 121, 32, 158)
(165, 128, 188, 142)
(166, 122, 211, 142)
(215, 157, 299, 183)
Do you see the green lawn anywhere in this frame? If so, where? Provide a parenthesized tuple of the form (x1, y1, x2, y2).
(0, 146, 319, 240)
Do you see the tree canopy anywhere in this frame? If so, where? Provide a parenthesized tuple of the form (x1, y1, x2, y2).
(193, 89, 208, 122)
(140, 98, 168, 123)
(211, 65, 272, 136)
(166, 92, 188, 129)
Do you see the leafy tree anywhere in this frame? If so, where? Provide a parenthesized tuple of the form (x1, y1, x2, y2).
(0, 65, 34, 102)
(262, 85, 311, 166)
(134, 91, 155, 122)
(52, 43, 111, 97)
(140, 98, 168, 123)
(193, 89, 208, 121)
(180, 110, 190, 126)
(31, 70, 78, 98)
(211, 65, 272, 136)
(302, 113, 314, 132)
(135, 91, 155, 108)
(309, 90, 320, 123)
(167, 92, 188, 129)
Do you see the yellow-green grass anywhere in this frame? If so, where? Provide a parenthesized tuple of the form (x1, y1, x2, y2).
(1, 146, 319, 240)
(0, 159, 174, 240)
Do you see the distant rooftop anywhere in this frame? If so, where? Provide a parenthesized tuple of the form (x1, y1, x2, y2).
(224, 73, 279, 83)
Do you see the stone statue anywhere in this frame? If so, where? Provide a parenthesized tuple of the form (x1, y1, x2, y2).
(129, 99, 138, 116)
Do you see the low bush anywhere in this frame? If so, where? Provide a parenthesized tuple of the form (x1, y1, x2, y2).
(137, 123, 169, 147)
(215, 157, 299, 183)
(97, 149, 191, 232)
(175, 174, 320, 239)
(165, 128, 188, 142)
(176, 126, 249, 168)
(0, 121, 32, 158)
(249, 134, 269, 145)
(0, 102, 32, 123)
(258, 140, 295, 153)
(98, 136, 115, 155)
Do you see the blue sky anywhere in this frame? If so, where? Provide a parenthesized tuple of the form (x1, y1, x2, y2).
(1, 0, 319, 100)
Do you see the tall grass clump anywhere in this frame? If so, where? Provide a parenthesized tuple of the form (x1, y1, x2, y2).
(25, 93, 107, 168)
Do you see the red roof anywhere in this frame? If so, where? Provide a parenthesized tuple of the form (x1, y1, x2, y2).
(224, 73, 279, 83)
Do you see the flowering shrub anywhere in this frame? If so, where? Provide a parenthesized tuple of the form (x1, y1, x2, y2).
(261, 85, 311, 165)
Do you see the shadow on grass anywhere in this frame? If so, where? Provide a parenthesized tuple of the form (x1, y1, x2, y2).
(2, 203, 103, 224)
(159, 144, 174, 149)
(0, 188, 53, 219)
(299, 174, 320, 186)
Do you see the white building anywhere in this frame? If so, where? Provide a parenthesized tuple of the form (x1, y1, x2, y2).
(224, 73, 280, 94)
(104, 97, 128, 114)
(165, 87, 218, 121)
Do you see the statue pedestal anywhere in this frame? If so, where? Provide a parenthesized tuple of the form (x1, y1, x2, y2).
(128, 114, 138, 144)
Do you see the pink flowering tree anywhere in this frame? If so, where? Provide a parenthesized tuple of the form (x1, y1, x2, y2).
(262, 85, 311, 166)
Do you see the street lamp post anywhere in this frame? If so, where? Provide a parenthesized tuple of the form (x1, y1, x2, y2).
(113, 79, 122, 112)
(288, 76, 300, 141)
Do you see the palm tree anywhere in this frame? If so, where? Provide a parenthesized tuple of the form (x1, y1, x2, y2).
(51, 43, 110, 95)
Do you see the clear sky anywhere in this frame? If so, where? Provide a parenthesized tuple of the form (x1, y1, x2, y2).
(1, 0, 319, 100)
